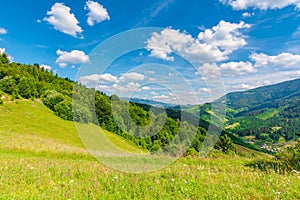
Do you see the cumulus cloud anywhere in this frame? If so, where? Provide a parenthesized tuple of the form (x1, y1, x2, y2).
(219, 61, 256, 76)
(219, 0, 300, 10)
(84, 0, 110, 26)
(0, 48, 12, 61)
(196, 63, 220, 79)
(40, 64, 52, 71)
(78, 72, 146, 87)
(44, 3, 83, 38)
(0, 27, 7, 34)
(112, 82, 141, 92)
(196, 61, 256, 79)
(250, 52, 300, 68)
(79, 73, 118, 85)
(146, 20, 251, 64)
(119, 72, 145, 82)
(233, 83, 255, 90)
(56, 49, 89, 68)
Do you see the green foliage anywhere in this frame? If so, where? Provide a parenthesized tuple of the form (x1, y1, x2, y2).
(54, 100, 73, 121)
(247, 141, 300, 174)
(275, 140, 300, 171)
(0, 53, 9, 64)
(214, 135, 236, 154)
(42, 90, 65, 110)
(18, 77, 38, 99)
(0, 76, 17, 94)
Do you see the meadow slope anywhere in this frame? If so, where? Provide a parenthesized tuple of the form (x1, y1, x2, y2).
(0, 100, 299, 199)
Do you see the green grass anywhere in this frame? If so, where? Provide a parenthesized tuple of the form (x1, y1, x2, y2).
(257, 108, 279, 120)
(0, 100, 300, 199)
(0, 100, 143, 157)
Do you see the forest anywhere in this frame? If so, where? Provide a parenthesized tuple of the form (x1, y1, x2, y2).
(0, 52, 236, 156)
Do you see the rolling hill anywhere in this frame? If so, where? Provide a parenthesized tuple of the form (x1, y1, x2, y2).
(183, 78, 300, 150)
(0, 100, 145, 159)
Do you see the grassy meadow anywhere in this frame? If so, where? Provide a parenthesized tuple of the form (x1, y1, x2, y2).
(0, 100, 299, 199)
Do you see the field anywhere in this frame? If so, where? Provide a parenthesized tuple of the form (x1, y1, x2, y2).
(0, 100, 299, 199)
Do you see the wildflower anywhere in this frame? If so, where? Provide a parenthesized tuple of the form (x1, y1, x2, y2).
(70, 180, 74, 183)
(185, 178, 188, 184)
(186, 171, 189, 176)
(113, 176, 119, 183)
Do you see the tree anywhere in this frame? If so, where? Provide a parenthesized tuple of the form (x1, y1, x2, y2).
(18, 77, 38, 98)
(214, 135, 236, 153)
(42, 90, 64, 110)
(54, 100, 73, 121)
(0, 53, 9, 64)
(0, 76, 17, 94)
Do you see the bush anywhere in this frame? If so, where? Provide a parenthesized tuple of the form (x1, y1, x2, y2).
(54, 100, 73, 121)
(42, 90, 64, 110)
(275, 140, 300, 171)
(214, 135, 236, 154)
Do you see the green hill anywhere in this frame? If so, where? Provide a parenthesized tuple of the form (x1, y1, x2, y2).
(182, 78, 300, 151)
(0, 100, 144, 158)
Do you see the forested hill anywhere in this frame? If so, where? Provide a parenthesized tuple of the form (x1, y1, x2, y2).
(184, 78, 300, 150)
(218, 78, 300, 111)
(0, 53, 245, 155)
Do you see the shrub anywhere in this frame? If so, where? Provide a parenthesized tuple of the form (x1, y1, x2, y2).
(275, 140, 300, 171)
(214, 134, 236, 154)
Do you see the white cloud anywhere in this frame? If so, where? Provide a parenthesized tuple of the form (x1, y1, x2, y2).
(78, 72, 145, 87)
(242, 12, 255, 17)
(196, 61, 256, 79)
(79, 73, 118, 85)
(151, 91, 158, 96)
(40, 64, 52, 71)
(44, 3, 83, 38)
(219, 61, 256, 76)
(0, 48, 12, 61)
(56, 49, 89, 68)
(219, 0, 300, 10)
(112, 82, 141, 92)
(84, 1, 110, 26)
(196, 63, 220, 79)
(142, 86, 151, 90)
(0, 27, 7, 34)
(153, 94, 169, 100)
(146, 20, 251, 64)
(199, 88, 210, 93)
(119, 72, 145, 82)
(250, 52, 300, 68)
(233, 83, 255, 90)
(0, 48, 5, 55)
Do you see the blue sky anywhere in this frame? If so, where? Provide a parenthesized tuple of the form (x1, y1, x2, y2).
(0, 0, 300, 104)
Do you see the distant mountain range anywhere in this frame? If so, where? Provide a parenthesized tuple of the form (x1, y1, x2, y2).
(128, 78, 300, 151)
(182, 78, 300, 149)
(121, 97, 178, 108)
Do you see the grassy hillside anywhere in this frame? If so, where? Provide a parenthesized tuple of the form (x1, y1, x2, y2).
(0, 100, 299, 199)
(0, 100, 144, 157)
